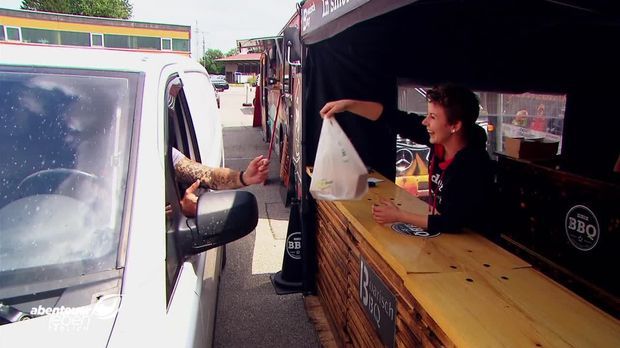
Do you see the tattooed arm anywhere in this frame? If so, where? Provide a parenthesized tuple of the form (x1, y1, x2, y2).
(172, 147, 269, 190)
(174, 156, 243, 190)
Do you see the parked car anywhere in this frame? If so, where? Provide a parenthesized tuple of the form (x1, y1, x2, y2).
(0, 44, 257, 347)
(210, 75, 229, 91)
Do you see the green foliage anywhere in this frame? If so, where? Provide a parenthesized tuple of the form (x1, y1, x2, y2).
(225, 48, 237, 57)
(200, 49, 224, 74)
(21, 0, 133, 19)
(246, 75, 257, 86)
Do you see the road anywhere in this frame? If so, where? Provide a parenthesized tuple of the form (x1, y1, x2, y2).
(213, 86, 319, 348)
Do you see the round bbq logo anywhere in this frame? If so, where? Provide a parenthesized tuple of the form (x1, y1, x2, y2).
(565, 205, 600, 251)
(391, 223, 440, 238)
(286, 232, 302, 260)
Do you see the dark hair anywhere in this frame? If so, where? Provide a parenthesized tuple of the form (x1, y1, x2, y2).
(426, 84, 480, 127)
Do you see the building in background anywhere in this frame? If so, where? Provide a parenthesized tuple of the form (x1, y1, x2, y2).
(215, 53, 260, 83)
(0, 8, 190, 55)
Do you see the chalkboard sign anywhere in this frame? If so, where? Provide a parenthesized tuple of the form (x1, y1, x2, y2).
(359, 256, 396, 348)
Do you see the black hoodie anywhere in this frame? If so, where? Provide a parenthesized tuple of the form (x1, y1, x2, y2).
(381, 108, 496, 235)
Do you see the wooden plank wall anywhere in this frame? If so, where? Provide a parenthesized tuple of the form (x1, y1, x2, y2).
(317, 201, 451, 347)
(317, 200, 354, 346)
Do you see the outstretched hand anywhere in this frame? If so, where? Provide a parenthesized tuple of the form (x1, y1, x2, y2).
(180, 179, 200, 217)
(320, 99, 383, 120)
(320, 99, 352, 118)
(371, 199, 401, 225)
(243, 155, 270, 185)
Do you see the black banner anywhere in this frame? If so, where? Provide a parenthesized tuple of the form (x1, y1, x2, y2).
(301, 0, 370, 37)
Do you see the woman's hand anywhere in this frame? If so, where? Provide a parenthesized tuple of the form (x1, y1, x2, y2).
(372, 199, 402, 224)
(243, 155, 270, 185)
(320, 99, 353, 118)
(320, 99, 383, 120)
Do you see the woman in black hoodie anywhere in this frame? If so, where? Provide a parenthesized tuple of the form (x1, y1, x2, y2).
(320, 84, 495, 235)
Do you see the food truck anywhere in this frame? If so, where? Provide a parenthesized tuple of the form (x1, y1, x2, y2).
(251, 1, 620, 346)
(237, 12, 302, 201)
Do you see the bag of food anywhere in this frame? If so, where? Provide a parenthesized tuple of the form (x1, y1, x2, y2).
(310, 118, 368, 200)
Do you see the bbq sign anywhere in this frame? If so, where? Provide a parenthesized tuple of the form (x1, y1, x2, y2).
(565, 204, 600, 251)
(359, 257, 396, 348)
(286, 232, 302, 260)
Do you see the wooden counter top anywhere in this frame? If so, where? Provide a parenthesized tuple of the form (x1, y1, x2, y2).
(333, 172, 529, 277)
(317, 170, 620, 347)
(405, 268, 620, 347)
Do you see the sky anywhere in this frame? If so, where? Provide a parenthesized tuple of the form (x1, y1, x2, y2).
(0, 0, 299, 58)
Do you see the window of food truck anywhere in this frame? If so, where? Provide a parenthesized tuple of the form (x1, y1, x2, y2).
(396, 82, 566, 196)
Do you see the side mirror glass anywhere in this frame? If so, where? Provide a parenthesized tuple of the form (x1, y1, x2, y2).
(177, 190, 258, 255)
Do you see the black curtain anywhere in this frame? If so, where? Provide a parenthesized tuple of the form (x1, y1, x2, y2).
(299, 0, 620, 293)
(303, 14, 398, 180)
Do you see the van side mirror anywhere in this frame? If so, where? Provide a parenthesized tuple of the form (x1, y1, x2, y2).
(177, 190, 258, 255)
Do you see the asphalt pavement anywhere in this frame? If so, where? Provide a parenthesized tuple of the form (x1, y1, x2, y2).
(213, 86, 319, 348)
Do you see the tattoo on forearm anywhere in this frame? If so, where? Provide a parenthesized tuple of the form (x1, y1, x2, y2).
(175, 157, 241, 190)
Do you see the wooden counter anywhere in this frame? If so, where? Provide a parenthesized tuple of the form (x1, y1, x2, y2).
(314, 171, 620, 347)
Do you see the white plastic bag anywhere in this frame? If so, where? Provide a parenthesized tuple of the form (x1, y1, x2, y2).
(310, 118, 368, 200)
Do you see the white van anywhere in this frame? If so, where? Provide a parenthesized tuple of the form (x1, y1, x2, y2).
(0, 44, 257, 347)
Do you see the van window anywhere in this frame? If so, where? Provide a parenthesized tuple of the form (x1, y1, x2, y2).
(0, 68, 138, 288)
(179, 71, 222, 167)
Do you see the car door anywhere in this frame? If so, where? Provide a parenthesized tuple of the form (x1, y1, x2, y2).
(177, 69, 225, 347)
(163, 74, 215, 348)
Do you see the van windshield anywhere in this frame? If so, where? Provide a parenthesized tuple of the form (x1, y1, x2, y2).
(0, 68, 137, 289)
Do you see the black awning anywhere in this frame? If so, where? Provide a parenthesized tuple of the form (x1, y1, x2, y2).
(301, 0, 417, 44)
(301, 0, 620, 93)
(301, 0, 619, 45)
(237, 36, 282, 51)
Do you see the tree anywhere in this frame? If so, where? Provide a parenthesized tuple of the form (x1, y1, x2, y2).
(21, 0, 133, 19)
(225, 48, 238, 57)
(200, 49, 225, 74)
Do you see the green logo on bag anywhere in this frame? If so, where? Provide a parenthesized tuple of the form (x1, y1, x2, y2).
(316, 179, 333, 190)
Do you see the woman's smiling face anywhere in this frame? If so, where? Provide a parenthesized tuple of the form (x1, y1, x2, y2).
(422, 102, 455, 145)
